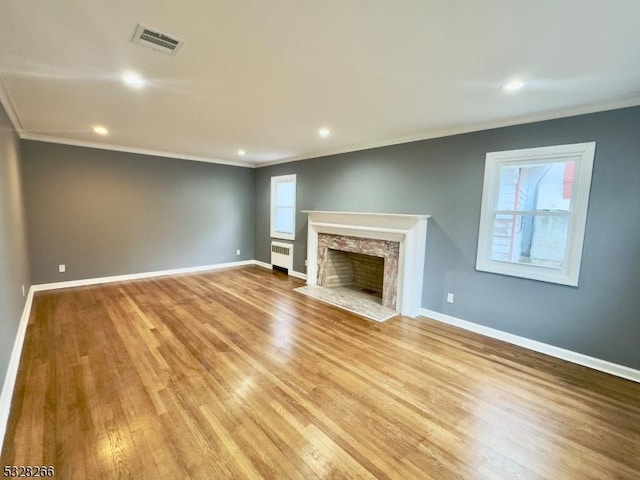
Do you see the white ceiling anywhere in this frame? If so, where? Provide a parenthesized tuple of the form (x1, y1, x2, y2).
(1, 1, 639, 168)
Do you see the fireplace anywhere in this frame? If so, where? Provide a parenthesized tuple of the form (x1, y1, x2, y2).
(301, 211, 429, 319)
(317, 234, 399, 309)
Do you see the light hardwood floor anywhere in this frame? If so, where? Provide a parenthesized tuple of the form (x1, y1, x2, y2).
(2, 266, 639, 479)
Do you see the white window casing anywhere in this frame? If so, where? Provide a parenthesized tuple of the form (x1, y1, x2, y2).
(476, 142, 596, 286)
(270, 174, 297, 241)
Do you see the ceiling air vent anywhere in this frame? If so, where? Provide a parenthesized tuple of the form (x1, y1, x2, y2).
(131, 24, 183, 55)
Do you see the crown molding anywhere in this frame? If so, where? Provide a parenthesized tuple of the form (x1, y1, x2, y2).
(5, 64, 639, 172)
(256, 95, 640, 168)
(20, 133, 256, 168)
(0, 73, 24, 135)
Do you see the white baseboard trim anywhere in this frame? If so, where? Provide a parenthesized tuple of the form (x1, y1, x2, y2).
(30, 260, 307, 293)
(420, 308, 640, 384)
(32, 260, 256, 292)
(253, 260, 307, 280)
(289, 270, 307, 280)
(0, 288, 35, 454)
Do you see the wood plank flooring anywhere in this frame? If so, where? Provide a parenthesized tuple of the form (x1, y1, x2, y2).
(2, 265, 639, 479)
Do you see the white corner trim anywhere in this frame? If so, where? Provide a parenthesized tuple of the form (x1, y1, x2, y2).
(254, 260, 273, 270)
(289, 271, 307, 280)
(0, 288, 35, 454)
(0, 73, 24, 135)
(421, 308, 640, 384)
(20, 134, 255, 169)
(32, 260, 256, 291)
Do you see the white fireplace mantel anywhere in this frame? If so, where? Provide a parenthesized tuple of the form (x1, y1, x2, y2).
(303, 211, 430, 317)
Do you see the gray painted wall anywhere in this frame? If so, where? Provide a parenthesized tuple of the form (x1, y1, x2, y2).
(22, 141, 255, 284)
(0, 104, 30, 390)
(255, 106, 640, 370)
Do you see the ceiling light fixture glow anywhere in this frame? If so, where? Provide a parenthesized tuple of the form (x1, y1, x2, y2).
(318, 127, 331, 138)
(121, 70, 146, 89)
(503, 79, 525, 91)
(93, 125, 109, 136)
(238, 149, 246, 156)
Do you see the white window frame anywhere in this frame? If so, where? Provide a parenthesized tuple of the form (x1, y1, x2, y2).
(270, 174, 297, 241)
(476, 142, 596, 286)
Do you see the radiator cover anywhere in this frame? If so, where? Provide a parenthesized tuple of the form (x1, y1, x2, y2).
(271, 241, 293, 272)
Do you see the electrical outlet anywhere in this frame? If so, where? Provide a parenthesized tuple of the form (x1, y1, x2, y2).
(236, 249, 241, 256)
(21, 285, 25, 296)
(446, 293, 454, 304)
(59, 264, 66, 273)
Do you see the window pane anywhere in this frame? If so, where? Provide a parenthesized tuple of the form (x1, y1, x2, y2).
(276, 181, 295, 207)
(496, 161, 575, 212)
(490, 214, 569, 269)
(275, 206, 294, 234)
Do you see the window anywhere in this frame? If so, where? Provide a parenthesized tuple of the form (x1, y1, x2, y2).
(270, 174, 297, 240)
(476, 142, 595, 286)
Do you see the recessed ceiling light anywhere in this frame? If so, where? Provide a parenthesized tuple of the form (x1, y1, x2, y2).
(92, 125, 109, 136)
(318, 127, 331, 138)
(503, 80, 525, 92)
(121, 70, 146, 89)
(238, 149, 246, 156)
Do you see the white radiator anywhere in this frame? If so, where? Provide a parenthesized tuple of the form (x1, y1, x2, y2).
(271, 241, 293, 273)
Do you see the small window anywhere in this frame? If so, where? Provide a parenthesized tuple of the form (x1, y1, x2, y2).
(476, 142, 595, 286)
(271, 174, 297, 240)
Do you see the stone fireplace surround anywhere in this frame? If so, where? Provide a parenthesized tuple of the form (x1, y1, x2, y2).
(317, 234, 399, 309)
(304, 211, 429, 318)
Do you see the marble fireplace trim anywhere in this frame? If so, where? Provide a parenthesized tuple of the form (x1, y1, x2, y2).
(304, 211, 430, 317)
(317, 234, 399, 309)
